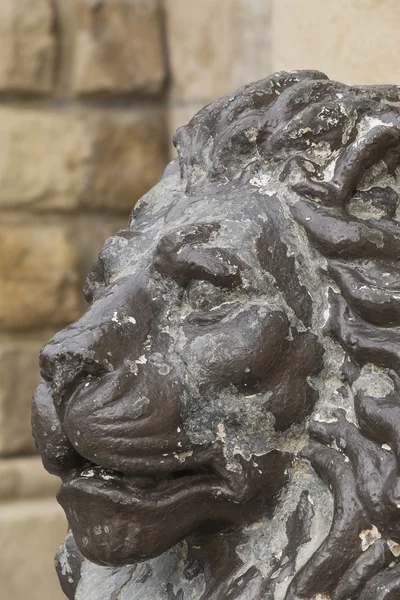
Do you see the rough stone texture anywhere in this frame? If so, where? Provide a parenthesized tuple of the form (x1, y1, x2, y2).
(0, 457, 60, 501)
(0, 223, 80, 330)
(0, 339, 48, 455)
(0, 0, 56, 94)
(0, 499, 67, 600)
(272, 0, 400, 85)
(0, 107, 165, 212)
(0, 108, 91, 212)
(71, 0, 165, 97)
(33, 71, 400, 599)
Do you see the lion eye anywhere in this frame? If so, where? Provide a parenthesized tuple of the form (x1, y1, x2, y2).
(186, 280, 226, 311)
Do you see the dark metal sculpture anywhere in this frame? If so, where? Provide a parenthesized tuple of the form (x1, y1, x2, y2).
(32, 70, 400, 599)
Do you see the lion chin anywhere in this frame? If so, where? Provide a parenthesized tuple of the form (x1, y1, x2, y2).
(33, 70, 400, 599)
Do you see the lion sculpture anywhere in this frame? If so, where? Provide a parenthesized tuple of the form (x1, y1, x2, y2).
(32, 70, 400, 599)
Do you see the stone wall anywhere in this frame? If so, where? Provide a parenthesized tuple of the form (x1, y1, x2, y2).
(0, 1, 166, 599)
(2, 1, 400, 598)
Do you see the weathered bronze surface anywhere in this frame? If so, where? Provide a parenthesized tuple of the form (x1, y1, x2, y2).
(32, 71, 400, 599)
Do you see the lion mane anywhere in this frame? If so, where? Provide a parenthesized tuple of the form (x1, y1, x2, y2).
(174, 70, 400, 599)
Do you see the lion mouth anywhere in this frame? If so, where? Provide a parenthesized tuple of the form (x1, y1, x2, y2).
(58, 460, 236, 511)
(32, 380, 242, 508)
(61, 458, 232, 495)
(57, 458, 247, 566)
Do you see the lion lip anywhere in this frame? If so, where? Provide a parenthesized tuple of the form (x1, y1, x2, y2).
(63, 462, 225, 495)
(59, 462, 233, 508)
(77, 465, 164, 491)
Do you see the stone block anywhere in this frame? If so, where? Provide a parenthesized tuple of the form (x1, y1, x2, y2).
(0, 456, 59, 501)
(271, 0, 400, 85)
(0, 338, 51, 455)
(0, 0, 56, 94)
(0, 108, 91, 212)
(81, 110, 167, 212)
(0, 499, 67, 600)
(71, 0, 165, 96)
(0, 107, 166, 212)
(0, 223, 80, 330)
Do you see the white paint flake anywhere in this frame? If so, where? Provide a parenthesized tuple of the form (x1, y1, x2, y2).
(135, 355, 147, 365)
(388, 539, 400, 557)
(359, 525, 381, 551)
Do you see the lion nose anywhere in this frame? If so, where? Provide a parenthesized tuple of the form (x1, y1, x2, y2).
(39, 326, 112, 405)
(39, 273, 156, 406)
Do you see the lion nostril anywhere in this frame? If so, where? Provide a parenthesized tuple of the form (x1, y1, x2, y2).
(39, 343, 113, 408)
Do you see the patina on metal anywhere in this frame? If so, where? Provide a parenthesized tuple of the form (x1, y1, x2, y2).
(32, 70, 400, 599)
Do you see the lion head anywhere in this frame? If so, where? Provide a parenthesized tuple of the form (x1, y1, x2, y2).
(32, 70, 400, 599)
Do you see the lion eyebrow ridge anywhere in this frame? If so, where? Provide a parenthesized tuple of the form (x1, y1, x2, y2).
(153, 223, 245, 288)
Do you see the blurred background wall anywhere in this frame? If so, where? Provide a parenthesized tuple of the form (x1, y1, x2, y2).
(0, 1, 398, 598)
